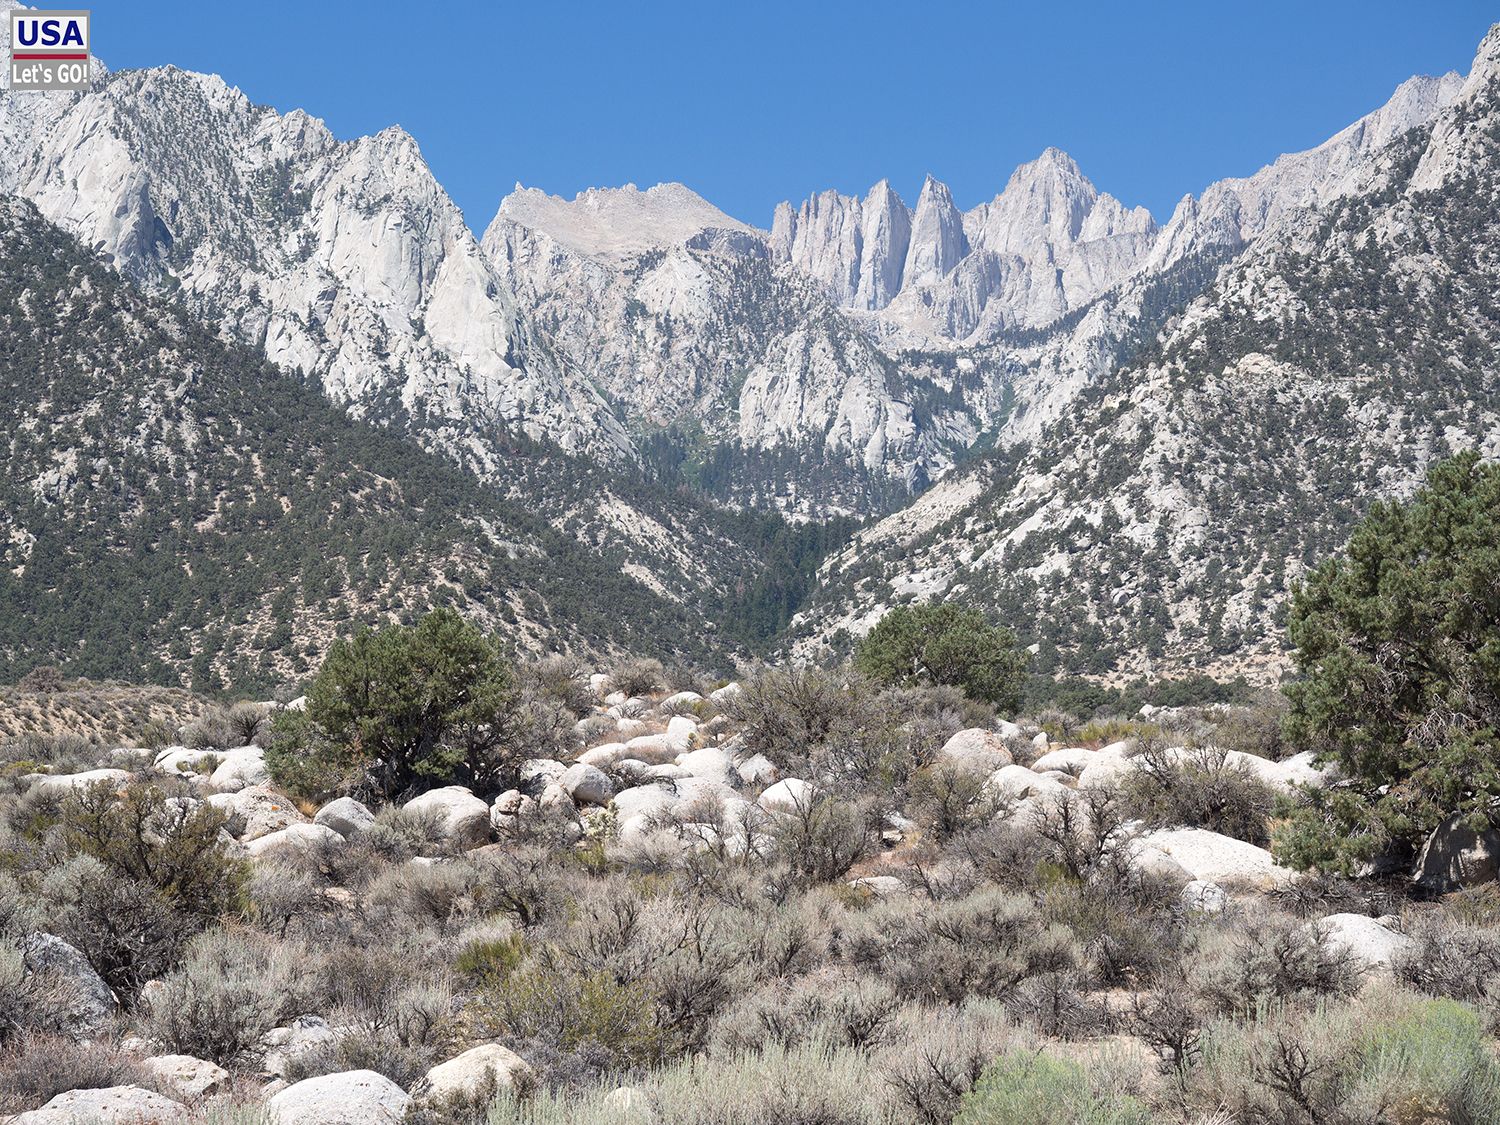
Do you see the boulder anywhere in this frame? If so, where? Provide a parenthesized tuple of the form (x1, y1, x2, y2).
(31, 767, 131, 796)
(15, 1086, 186, 1123)
(758, 778, 815, 813)
(268, 1069, 409, 1124)
(1135, 827, 1295, 890)
(1130, 845, 1193, 884)
(612, 784, 679, 839)
(261, 1016, 337, 1078)
(849, 875, 905, 897)
(21, 932, 117, 1036)
(518, 759, 566, 795)
(489, 790, 535, 836)
(153, 747, 220, 778)
(646, 764, 691, 780)
(616, 717, 650, 738)
(604, 691, 628, 706)
(659, 690, 705, 714)
(246, 822, 344, 858)
(1312, 913, 1414, 972)
(1412, 813, 1500, 892)
(402, 786, 490, 849)
(559, 763, 614, 806)
(986, 764, 1068, 802)
(208, 785, 308, 841)
(1180, 880, 1227, 914)
(1279, 750, 1334, 788)
(1077, 754, 1135, 789)
(665, 715, 700, 747)
(709, 682, 742, 705)
(735, 753, 778, 787)
(423, 1043, 535, 1101)
(577, 743, 627, 769)
(589, 673, 611, 697)
(141, 1054, 231, 1100)
(936, 729, 1014, 773)
(208, 746, 270, 791)
(1030, 747, 1098, 773)
(625, 735, 680, 765)
(314, 796, 376, 838)
(675, 747, 736, 785)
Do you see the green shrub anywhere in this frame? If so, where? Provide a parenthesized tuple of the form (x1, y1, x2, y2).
(268, 608, 520, 801)
(855, 604, 1028, 710)
(953, 1052, 1155, 1125)
(1120, 745, 1275, 845)
(1279, 453, 1500, 872)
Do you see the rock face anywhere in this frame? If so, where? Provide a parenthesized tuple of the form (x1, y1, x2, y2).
(1412, 814, 1500, 892)
(1133, 828, 1295, 890)
(0, 63, 622, 463)
(268, 1069, 410, 1125)
(935, 729, 1014, 773)
(15, 1086, 186, 1124)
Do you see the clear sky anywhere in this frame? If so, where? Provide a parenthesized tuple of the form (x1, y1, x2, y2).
(90, 1, 1495, 232)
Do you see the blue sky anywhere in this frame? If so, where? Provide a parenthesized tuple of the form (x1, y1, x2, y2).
(92, 1, 1495, 231)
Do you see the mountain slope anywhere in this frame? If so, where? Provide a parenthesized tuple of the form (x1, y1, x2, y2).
(791, 28, 1500, 682)
(0, 196, 748, 690)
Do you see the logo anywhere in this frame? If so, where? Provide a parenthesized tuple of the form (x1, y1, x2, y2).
(9, 9, 91, 92)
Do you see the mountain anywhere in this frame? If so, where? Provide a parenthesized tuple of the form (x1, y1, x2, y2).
(483, 183, 992, 512)
(790, 27, 1500, 683)
(0, 194, 778, 689)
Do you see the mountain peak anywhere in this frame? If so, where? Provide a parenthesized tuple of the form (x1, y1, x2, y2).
(494, 182, 761, 260)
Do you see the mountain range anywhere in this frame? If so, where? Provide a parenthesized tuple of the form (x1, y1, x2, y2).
(2, 0, 1496, 687)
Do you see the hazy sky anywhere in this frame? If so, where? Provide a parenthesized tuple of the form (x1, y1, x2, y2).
(92, 1, 1496, 231)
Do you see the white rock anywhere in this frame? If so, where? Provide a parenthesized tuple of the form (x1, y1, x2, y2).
(758, 778, 816, 813)
(589, 673, 611, 697)
(209, 746, 270, 792)
(986, 764, 1068, 801)
(1030, 747, 1098, 773)
(577, 742, 627, 769)
(423, 1043, 535, 1100)
(15, 1086, 186, 1123)
(518, 759, 566, 794)
(659, 690, 705, 713)
(1077, 754, 1135, 789)
(1181, 880, 1227, 914)
(208, 785, 308, 841)
(268, 1069, 410, 1125)
(30, 767, 132, 796)
(625, 735, 680, 765)
(709, 682, 742, 705)
(1311, 913, 1414, 972)
(849, 875, 905, 897)
(675, 746, 736, 784)
(402, 786, 491, 848)
(560, 763, 614, 806)
(246, 822, 344, 858)
(735, 753, 778, 787)
(153, 747, 221, 777)
(616, 717, 651, 738)
(141, 1054, 231, 1100)
(1135, 827, 1296, 890)
(261, 1016, 337, 1078)
(314, 796, 376, 838)
(936, 729, 1014, 773)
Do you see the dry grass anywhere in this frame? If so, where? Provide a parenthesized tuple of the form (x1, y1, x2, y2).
(0, 679, 213, 746)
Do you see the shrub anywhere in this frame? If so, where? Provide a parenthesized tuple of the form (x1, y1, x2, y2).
(855, 603, 1028, 710)
(607, 658, 664, 698)
(1120, 745, 1275, 845)
(0, 1034, 152, 1115)
(60, 781, 244, 919)
(953, 1051, 1155, 1125)
(142, 927, 294, 1065)
(268, 608, 520, 801)
(1279, 453, 1500, 872)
